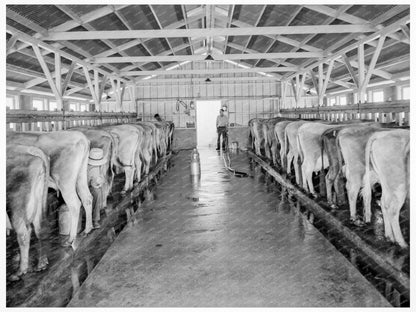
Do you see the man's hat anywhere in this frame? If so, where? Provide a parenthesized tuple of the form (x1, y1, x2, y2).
(88, 148, 107, 166)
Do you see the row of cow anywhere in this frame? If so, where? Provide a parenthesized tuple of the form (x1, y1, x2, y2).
(6, 120, 174, 281)
(249, 117, 410, 248)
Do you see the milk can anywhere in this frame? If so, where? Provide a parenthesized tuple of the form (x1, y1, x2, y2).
(190, 148, 201, 176)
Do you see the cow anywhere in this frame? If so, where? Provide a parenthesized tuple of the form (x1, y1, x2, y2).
(297, 121, 376, 198)
(130, 123, 154, 177)
(362, 129, 410, 248)
(7, 144, 50, 280)
(249, 118, 266, 156)
(336, 125, 391, 224)
(274, 120, 295, 169)
(138, 121, 159, 165)
(7, 131, 93, 247)
(262, 117, 288, 165)
(70, 128, 117, 227)
(98, 125, 142, 194)
(284, 120, 311, 185)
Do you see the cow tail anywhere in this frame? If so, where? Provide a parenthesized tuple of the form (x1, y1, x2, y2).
(361, 133, 377, 223)
(296, 131, 304, 165)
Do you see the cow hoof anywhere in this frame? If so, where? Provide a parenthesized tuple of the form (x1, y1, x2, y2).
(311, 193, 318, 199)
(36, 258, 49, 272)
(93, 222, 101, 229)
(351, 219, 364, 227)
(330, 204, 338, 209)
(9, 274, 21, 282)
(120, 190, 127, 196)
(61, 239, 73, 248)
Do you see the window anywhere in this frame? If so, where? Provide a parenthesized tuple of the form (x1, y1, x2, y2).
(372, 90, 384, 102)
(7, 96, 15, 109)
(32, 98, 44, 110)
(329, 97, 336, 106)
(49, 100, 57, 111)
(402, 86, 409, 100)
(69, 103, 77, 111)
(339, 95, 347, 105)
(80, 104, 87, 112)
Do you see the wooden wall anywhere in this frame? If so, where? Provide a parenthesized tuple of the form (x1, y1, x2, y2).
(135, 61, 281, 128)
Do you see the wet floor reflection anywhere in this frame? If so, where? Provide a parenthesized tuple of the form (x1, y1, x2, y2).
(69, 149, 391, 307)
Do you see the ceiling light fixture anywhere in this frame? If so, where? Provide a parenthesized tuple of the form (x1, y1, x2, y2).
(205, 78, 212, 83)
(204, 54, 214, 61)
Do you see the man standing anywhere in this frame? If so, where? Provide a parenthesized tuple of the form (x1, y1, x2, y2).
(216, 109, 229, 151)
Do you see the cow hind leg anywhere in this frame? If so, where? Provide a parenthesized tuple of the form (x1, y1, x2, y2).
(32, 211, 49, 271)
(60, 189, 82, 247)
(346, 177, 362, 225)
(11, 222, 32, 280)
(286, 151, 294, 175)
(383, 195, 408, 248)
(121, 166, 135, 194)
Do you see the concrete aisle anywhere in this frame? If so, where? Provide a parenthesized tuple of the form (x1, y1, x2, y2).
(69, 149, 390, 307)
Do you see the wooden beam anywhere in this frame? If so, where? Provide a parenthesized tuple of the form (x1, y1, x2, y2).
(309, 69, 318, 94)
(121, 66, 298, 76)
(93, 52, 323, 63)
(93, 12, 205, 59)
(55, 52, 62, 96)
(98, 75, 108, 101)
(321, 59, 335, 96)
(43, 24, 376, 40)
(6, 35, 19, 54)
(342, 54, 359, 87)
(285, 14, 409, 80)
(223, 5, 235, 54)
(400, 24, 410, 40)
(290, 79, 298, 103)
(61, 61, 76, 95)
(83, 66, 99, 106)
(32, 45, 61, 99)
(362, 36, 386, 90)
(6, 25, 129, 84)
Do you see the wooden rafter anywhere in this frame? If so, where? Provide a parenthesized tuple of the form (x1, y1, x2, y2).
(222, 5, 235, 54)
(122, 66, 298, 76)
(285, 14, 409, 80)
(94, 52, 323, 64)
(42, 24, 376, 41)
(242, 5, 267, 54)
(305, 5, 409, 44)
(342, 54, 359, 87)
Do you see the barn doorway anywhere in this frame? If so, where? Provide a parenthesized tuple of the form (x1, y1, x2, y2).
(196, 100, 222, 148)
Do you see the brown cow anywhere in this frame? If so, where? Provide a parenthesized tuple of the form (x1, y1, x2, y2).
(362, 129, 410, 248)
(7, 131, 93, 247)
(7, 144, 50, 280)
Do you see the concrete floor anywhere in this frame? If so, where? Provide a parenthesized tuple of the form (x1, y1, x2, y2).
(69, 149, 390, 307)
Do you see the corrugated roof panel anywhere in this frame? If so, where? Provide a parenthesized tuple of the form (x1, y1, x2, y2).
(260, 5, 300, 26)
(152, 5, 183, 28)
(66, 5, 106, 16)
(142, 62, 159, 71)
(7, 53, 44, 73)
(310, 33, 347, 50)
(7, 71, 32, 83)
(145, 38, 171, 55)
(7, 5, 72, 29)
(238, 5, 266, 25)
(60, 46, 87, 60)
(168, 37, 188, 49)
(119, 5, 157, 30)
(268, 41, 294, 53)
(291, 7, 329, 26)
(70, 39, 110, 56)
(124, 44, 149, 57)
(247, 35, 273, 53)
(228, 35, 249, 48)
(6, 17, 36, 36)
(89, 12, 128, 30)
(381, 9, 409, 26)
(346, 5, 395, 21)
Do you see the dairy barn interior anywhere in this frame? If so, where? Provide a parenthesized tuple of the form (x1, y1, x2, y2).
(5, 3, 412, 308)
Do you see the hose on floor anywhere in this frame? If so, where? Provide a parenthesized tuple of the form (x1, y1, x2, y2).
(222, 150, 248, 178)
